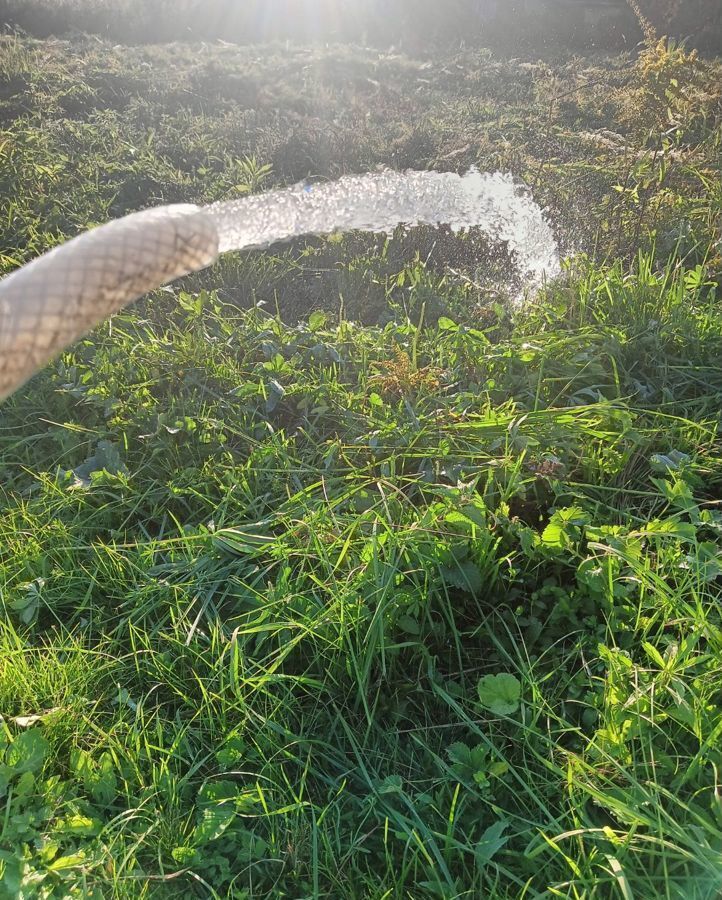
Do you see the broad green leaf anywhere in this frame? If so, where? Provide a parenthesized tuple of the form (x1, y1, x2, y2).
(14, 770, 35, 798)
(377, 775, 404, 795)
(448, 741, 491, 788)
(194, 800, 237, 846)
(555, 506, 590, 527)
(193, 781, 240, 846)
(542, 506, 590, 550)
(74, 439, 129, 483)
(215, 736, 245, 770)
(0, 849, 22, 894)
(48, 853, 87, 871)
(477, 673, 521, 715)
(651, 477, 697, 513)
(650, 450, 690, 473)
(90, 753, 118, 807)
(4, 730, 49, 775)
(38, 840, 60, 864)
(475, 820, 509, 868)
(456, 501, 487, 529)
(643, 519, 697, 541)
(540, 521, 566, 549)
(55, 814, 101, 836)
(265, 378, 286, 413)
(440, 560, 483, 594)
(397, 614, 421, 636)
(8, 579, 44, 625)
(308, 310, 327, 330)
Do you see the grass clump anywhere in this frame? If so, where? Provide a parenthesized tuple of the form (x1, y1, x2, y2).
(1, 32, 722, 899)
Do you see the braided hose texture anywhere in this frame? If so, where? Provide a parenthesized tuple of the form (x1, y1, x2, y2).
(0, 204, 219, 403)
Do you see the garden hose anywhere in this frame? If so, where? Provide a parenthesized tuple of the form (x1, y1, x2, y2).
(0, 204, 220, 403)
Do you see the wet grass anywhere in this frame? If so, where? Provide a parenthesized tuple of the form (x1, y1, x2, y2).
(1, 32, 722, 899)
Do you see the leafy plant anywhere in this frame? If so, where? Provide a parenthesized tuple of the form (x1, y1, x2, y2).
(476, 674, 522, 716)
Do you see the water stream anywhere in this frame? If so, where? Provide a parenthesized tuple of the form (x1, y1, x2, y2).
(205, 168, 560, 288)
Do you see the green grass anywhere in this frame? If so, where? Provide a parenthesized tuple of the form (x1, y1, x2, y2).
(1, 32, 722, 899)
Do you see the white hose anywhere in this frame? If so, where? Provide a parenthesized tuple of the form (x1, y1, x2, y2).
(0, 205, 219, 403)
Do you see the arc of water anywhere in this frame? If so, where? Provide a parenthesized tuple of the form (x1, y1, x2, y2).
(0, 169, 559, 402)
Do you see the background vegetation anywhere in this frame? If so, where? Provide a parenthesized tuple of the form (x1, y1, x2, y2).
(4, 0, 722, 52)
(1, 14, 722, 900)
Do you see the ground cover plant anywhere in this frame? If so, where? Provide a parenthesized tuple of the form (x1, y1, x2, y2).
(1, 22, 722, 899)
